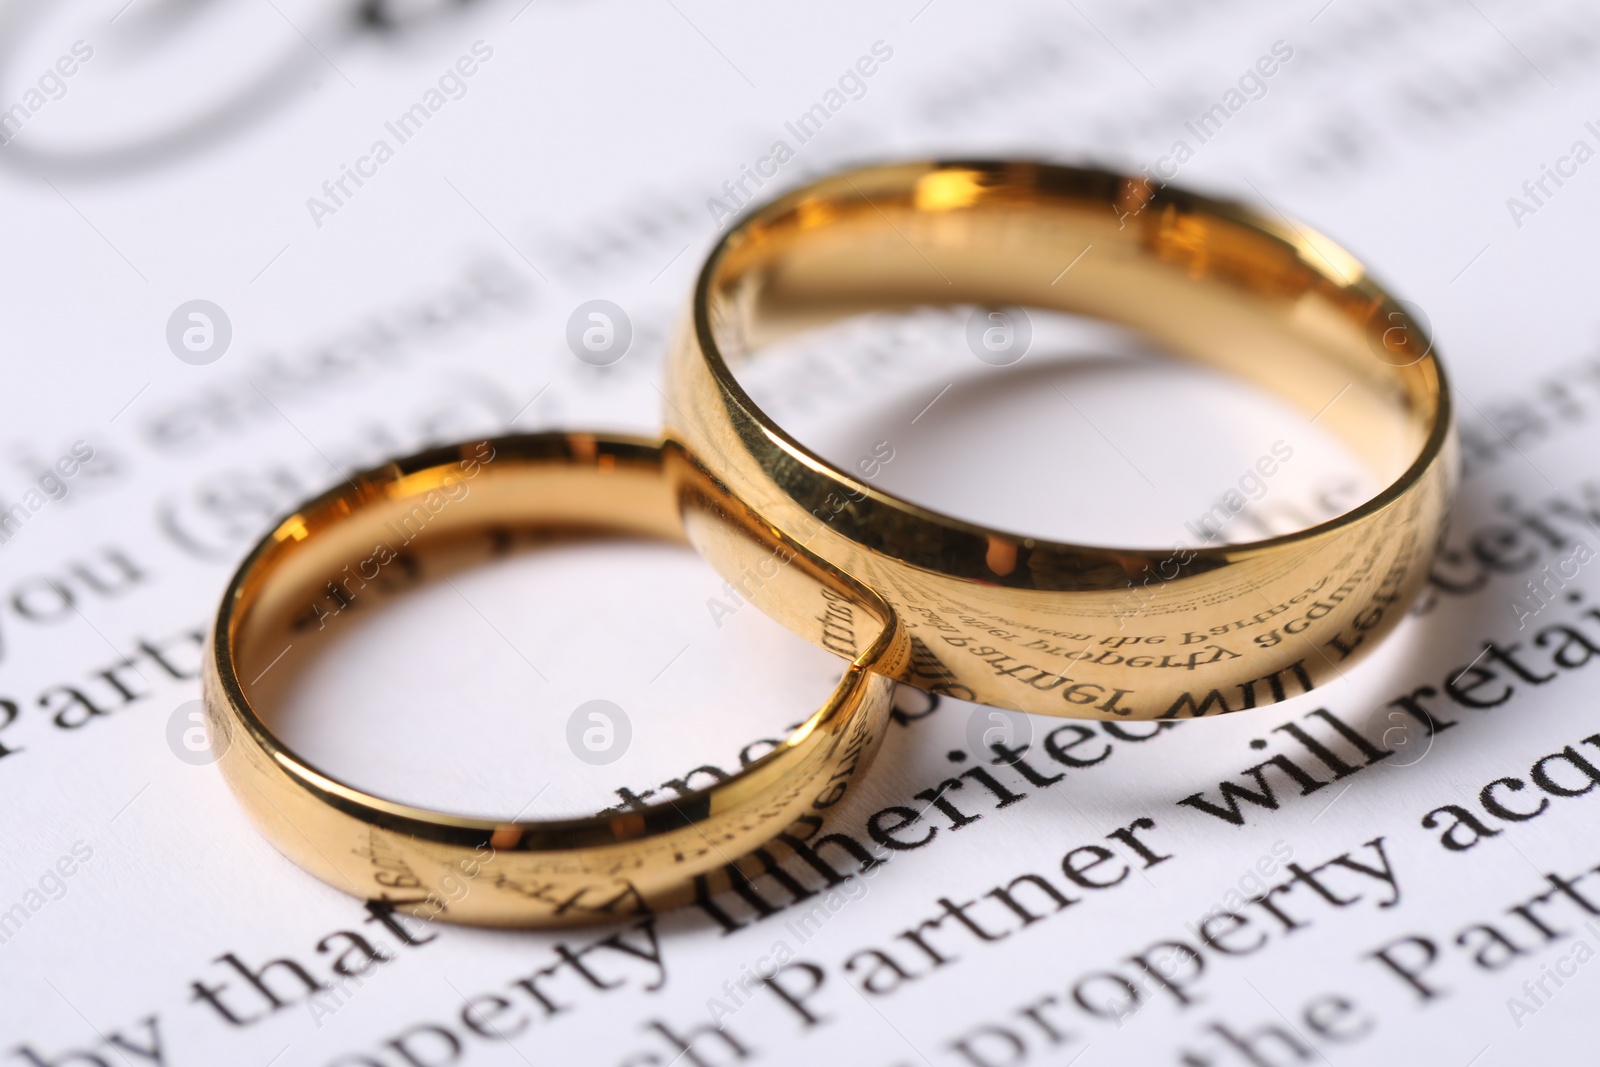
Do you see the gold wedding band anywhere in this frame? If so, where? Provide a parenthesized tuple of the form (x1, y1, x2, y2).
(666, 160, 1457, 719)
(202, 433, 903, 926)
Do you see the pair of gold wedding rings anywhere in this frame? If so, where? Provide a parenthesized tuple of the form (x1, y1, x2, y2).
(203, 161, 1456, 926)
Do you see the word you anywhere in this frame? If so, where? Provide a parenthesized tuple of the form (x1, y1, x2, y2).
(307, 42, 494, 229)
(1507, 119, 1600, 229)
(707, 41, 894, 227)
(0, 40, 93, 145)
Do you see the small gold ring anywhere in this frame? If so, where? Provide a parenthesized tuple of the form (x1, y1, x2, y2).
(666, 160, 1457, 719)
(202, 432, 903, 926)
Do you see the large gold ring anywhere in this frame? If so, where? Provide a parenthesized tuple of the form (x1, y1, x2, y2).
(665, 160, 1457, 719)
(202, 433, 902, 926)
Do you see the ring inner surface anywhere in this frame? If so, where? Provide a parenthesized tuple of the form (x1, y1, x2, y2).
(206, 437, 906, 923)
(706, 164, 1442, 500)
(223, 439, 896, 813)
(229, 446, 683, 687)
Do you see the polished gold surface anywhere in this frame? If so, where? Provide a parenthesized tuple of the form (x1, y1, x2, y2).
(665, 160, 1458, 719)
(203, 433, 904, 926)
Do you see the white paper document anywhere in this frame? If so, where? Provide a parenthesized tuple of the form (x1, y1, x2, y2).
(3, 0, 1600, 1064)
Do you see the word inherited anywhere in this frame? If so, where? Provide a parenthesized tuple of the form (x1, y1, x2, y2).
(686, 718, 1183, 936)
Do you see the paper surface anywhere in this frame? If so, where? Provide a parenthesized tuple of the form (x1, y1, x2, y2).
(3, 0, 1600, 1064)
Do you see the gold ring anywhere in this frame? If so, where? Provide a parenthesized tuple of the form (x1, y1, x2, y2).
(202, 432, 903, 926)
(665, 160, 1457, 719)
